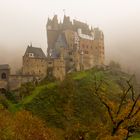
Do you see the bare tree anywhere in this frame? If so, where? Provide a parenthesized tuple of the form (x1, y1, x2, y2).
(92, 75, 140, 140)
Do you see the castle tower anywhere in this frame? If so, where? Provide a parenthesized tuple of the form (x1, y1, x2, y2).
(46, 15, 60, 57)
(62, 15, 73, 30)
(0, 64, 10, 91)
(22, 45, 47, 78)
(46, 15, 105, 73)
(93, 28, 105, 65)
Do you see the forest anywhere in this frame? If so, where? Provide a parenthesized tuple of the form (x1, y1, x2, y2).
(0, 67, 140, 140)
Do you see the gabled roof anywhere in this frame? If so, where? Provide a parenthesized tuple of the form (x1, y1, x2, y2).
(0, 64, 10, 70)
(24, 45, 46, 59)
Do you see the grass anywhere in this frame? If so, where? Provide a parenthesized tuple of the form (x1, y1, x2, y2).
(72, 70, 88, 80)
(8, 82, 56, 112)
(129, 134, 140, 140)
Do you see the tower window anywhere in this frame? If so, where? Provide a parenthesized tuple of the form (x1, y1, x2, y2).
(1, 73, 6, 79)
(49, 62, 52, 64)
(85, 51, 88, 54)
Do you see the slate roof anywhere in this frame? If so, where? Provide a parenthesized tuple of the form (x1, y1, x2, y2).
(73, 19, 91, 35)
(25, 45, 46, 59)
(51, 33, 67, 58)
(55, 33, 67, 48)
(0, 64, 10, 70)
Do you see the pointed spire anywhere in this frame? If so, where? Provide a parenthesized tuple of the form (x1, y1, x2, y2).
(30, 42, 32, 47)
(52, 15, 59, 30)
(63, 9, 66, 16)
(47, 17, 52, 26)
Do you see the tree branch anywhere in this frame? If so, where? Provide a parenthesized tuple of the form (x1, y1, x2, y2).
(93, 76, 116, 125)
(116, 85, 132, 115)
(127, 94, 140, 119)
(117, 75, 135, 115)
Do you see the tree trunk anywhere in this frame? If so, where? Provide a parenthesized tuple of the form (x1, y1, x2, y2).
(124, 131, 129, 140)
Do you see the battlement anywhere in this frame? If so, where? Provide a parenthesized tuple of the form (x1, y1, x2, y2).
(47, 15, 92, 34)
(47, 15, 104, 62)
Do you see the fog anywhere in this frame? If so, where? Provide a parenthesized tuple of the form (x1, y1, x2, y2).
(0, 0, 140, 77)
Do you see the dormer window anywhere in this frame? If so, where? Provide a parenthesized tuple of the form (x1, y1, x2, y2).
(29, 53, 34, 57)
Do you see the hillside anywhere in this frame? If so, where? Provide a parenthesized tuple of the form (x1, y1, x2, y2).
(5, 67, 139, 139)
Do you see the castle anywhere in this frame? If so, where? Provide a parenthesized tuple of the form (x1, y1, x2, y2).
(0, 15, 105, 91)
(23, 15, 105, 79)
(47, 15, 105, 71)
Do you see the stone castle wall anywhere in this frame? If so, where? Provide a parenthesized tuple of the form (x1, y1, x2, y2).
(9, 75, 34, 91)
(52, 59, 66, 81)
(47, 58, 66, 81)
(0, 74, 35, 91)
(0, 80, 8, 90)
(22, 57, 47, 78)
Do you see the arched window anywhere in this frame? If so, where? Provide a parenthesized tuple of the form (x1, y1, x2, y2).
(1, 73, 6, 79)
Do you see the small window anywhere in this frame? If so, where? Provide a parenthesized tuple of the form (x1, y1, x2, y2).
(1, 73, 6, 79)
(48, 62, 52, 64)
(29, 53, 34, 57)
(85, 51, 88, 54)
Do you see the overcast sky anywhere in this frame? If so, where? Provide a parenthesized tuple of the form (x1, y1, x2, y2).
(0, 0, 140, 74)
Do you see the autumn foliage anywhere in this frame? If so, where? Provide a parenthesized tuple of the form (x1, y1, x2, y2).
(1, 69, 140, 140)
(0, 106, 55, 140)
